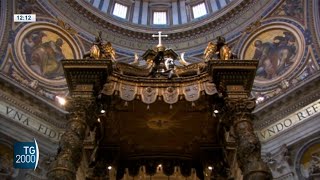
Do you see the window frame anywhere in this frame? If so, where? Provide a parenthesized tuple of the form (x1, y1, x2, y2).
(152, 11, 168, 25)
(111, 1, 130, 20)
(190, 1, 208, 19)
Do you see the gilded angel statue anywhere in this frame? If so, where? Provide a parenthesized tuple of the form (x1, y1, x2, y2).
(102, 42, 116, 61)
(89, 44, 100, 59)
(204, 36, 235, 61)
(85, 31, 116, 61)
(204, 41, 217, 61)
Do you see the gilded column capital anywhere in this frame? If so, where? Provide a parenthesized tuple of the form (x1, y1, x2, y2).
(225, 97, 256, 113)
(224, 97, 255, 124)
(65, 97, 95, 114)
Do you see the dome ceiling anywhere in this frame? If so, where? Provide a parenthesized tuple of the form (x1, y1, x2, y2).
(83, 0, 240, 28)
(45, 0, 272, 53)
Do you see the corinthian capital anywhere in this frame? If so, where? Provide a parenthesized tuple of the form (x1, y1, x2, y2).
(225, 97, 256, 113)
(65, 97, 95, 113)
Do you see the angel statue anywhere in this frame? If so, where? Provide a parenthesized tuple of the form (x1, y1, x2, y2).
(204, 42, 217, 61)
(101, 42, 116, 61)
(84, 31, 116, 61)
(204, 36, 235, 61)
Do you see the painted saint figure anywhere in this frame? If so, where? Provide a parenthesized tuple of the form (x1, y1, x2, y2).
(252, 31, 296, 80)
(23, 31, 66, 79)
(30, 38, 65, 79)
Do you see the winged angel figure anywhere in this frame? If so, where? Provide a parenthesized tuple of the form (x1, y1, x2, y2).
(84, 31, 116, 61)
(204, 36, 236, 61)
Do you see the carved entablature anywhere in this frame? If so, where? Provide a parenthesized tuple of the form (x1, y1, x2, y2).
(61, 59, 113, 97)
(208, 60, 259, 98)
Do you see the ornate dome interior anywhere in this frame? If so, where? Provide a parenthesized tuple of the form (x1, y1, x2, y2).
(83, 0, 238, 27)
(1, 0, 315, 107)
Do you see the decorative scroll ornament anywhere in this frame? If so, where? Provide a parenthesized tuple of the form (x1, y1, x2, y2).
(101, 82, 116, 95)
(183, 84, 200, 102)
(57, 19, 77, 35)
(204, 82, 217, 95)
(141, 87, 158, 104)
(119, 84, 137, 101)
(163, 87, 179, 104)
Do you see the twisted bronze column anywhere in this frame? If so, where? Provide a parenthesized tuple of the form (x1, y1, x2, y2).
(225, 97, 271, 180)
(47, 97, 94, 180)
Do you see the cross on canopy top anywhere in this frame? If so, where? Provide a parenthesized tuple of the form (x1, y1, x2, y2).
(152, 31, 168, 46)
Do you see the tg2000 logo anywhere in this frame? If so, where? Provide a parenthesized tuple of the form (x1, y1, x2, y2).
(14, 138, 39, 169)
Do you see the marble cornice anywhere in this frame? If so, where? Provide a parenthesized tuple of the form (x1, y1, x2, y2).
(253, 73, 320, 129)
(0, 74, 67, 129)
